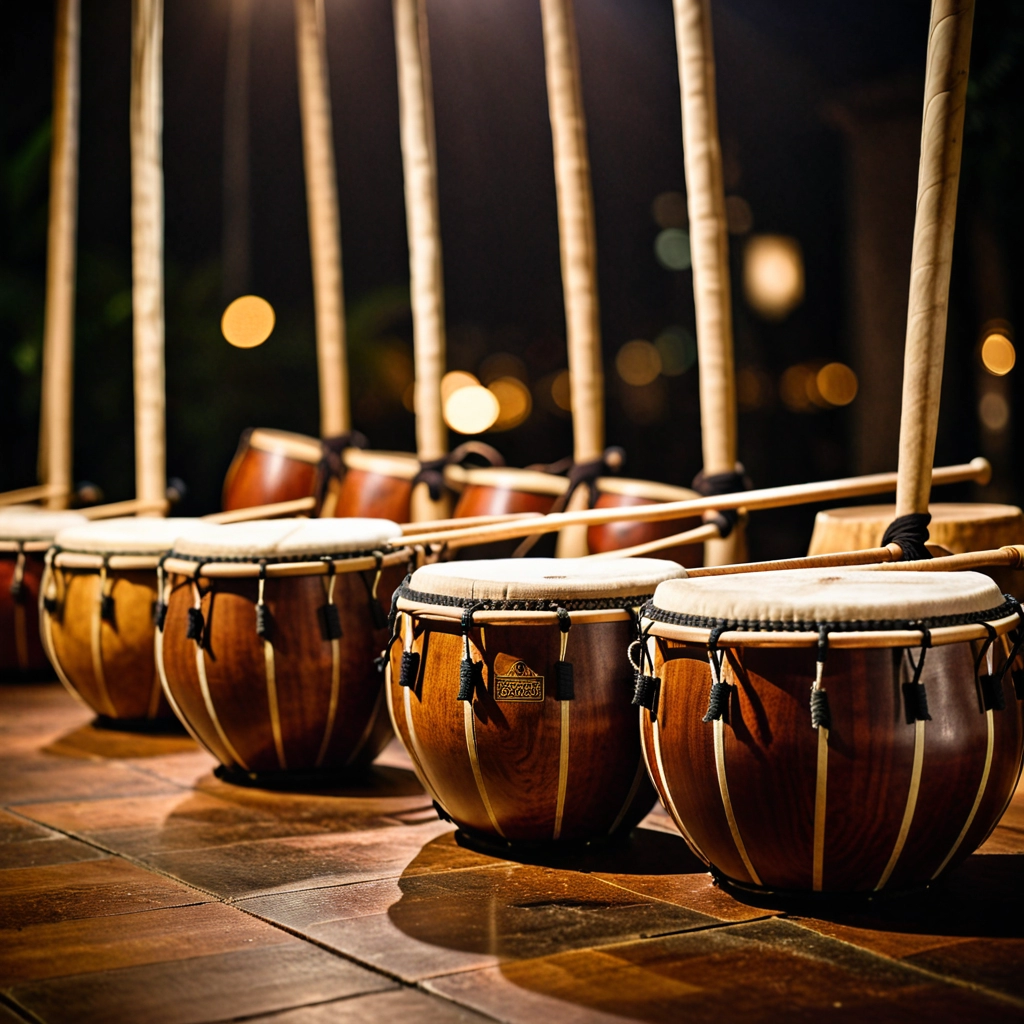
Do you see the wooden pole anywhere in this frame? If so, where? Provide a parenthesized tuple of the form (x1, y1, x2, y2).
(672, 0, 741, 565)
(538, 0, 603, 464)
(38, 0, 81, 511)
(295, 0, 350, 437)
(130, 0, 167, 516)
(393, 0, 449, 521)
(396, 458, 990, 550)
(222, 0, 252, 300)
(894, 0, 975, 518)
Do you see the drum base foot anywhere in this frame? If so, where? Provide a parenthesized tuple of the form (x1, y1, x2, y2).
(92, 714, 188, 735)
(453, 825, 632, 863)
(709, 866, 934, 908)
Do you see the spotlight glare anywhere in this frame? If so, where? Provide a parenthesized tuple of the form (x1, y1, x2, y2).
(444, 385, 500, 435)
(743, 235, 804, 320)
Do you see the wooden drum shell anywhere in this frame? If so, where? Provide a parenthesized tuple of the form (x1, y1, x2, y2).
(388, 612, 656, 845)
(333, 451, 420, 522)
(43, 562, 171, 720)
(0, 550, 50, 676)
(158, 564, 405, 776)
(643, 635, 1024, 893)
(222, 428, 323, 511)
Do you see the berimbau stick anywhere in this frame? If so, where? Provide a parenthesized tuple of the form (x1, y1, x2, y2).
(393, 0, 449, 520)
(130, 0, 167, 516)
(672, 0, 740, 566)
(894, 0, 975, 521)
(295, 0, 350, 437)
(37, 0, 80, 510)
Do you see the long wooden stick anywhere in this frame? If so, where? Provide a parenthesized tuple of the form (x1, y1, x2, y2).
(130, 0, 167, 517)
(396, 458, 990, 549)
(295, 0, 349, 437)
(539, 0, 603, 464)
(79, 498, 169, 520)
(0, 484, 69, 509)
(38, 0, 80, 511)
(895, 0, 975, 518)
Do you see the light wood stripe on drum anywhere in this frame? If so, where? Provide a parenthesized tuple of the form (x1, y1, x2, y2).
(553, 698, 571, 839)
(154, 625, 205, 749)
(463, 698, 505, 837)
(90, 568, 117, 717)
(397, 675, 445, 806)
(932, 709, 994, 880)
(40, 564, 84, 708)
(714, 717, 762, 887)
(876, 718, 925, 890)
(812, 725, 829, 891)
(345, 684, 384, 767)
(263, 638, 287, 770)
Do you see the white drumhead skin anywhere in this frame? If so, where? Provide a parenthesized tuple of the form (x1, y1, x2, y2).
(595, 477, 698, 503)
(444, 465, 569, 497)
(172, 517, 402, 560)
(53, 517, 209, 554)
(0, 511, 88, 542)
(651, 568, 1007, 625)
(408, 557, 685, 602)
(248, 428, 323, 464)
(342, 449, 420, 480)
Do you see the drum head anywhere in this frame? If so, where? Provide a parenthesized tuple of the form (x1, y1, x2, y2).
(54, 517, 207, 555)
(0, 510, 88, 543)
(247, 428, 323, 464)
(406, 556, 684, 604)
(650, 567, 1009, 632)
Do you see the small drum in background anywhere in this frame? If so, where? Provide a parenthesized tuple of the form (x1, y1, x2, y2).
(333, 450, 421, 522)
(809, 503, 1024, 598)
(221, 428, 324, 512)
(42, 517, 206, 723)
(388, 557, 685, 846)
(639, 568, 1024, 895)
(158, 518, 411, 781)
(0, 510, 87, 677)
(589, 477, 704, 567)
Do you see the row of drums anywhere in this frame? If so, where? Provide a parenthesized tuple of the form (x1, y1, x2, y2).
(2, 504, 1022, 896)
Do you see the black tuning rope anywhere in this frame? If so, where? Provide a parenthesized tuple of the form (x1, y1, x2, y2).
(810, 625, 833, 731)
(317, 557, 343, 642)
(881, 512, 933, 562)
(691, 464, 752, 540)
(457, 603, 488, 701)
(554, 607, 575, 701)
(703, 624, 731, 722)
(903, 628, 933, 722)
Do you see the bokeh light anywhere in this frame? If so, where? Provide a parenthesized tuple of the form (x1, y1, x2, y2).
(651, 191, 688, 229)
(725, 195, 753, 235)
(488, 377, 532, 431)
(479, 352, 527, 384)
(816, 362, 858, 406)
(981, 332, 1015, 376)
(654, 326, 697, 376)
(654, 229, 692, 271)
(221, 295, 275, 348)
(979, 392, 1010, 432)
(743, 235, 804, 320)
(551, 369, 572, 411)
(736, 366, 773, 411)
(779, 364, 815, 412)
(444, 384, 500, 434)
(616, 340, 662, 386)
(440, 370, 479, 401)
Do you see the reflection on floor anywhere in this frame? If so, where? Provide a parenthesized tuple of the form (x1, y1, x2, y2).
(0, 682, 1022, 1023)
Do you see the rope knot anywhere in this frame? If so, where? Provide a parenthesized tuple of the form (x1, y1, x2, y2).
(881, 512, 933, 562)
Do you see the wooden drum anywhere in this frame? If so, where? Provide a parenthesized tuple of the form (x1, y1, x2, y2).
(638, 568, 1024, 894)
(589, 477, 704, 566)
(447, 466, 568, 519)
(158, 518, 411, 781)
(0, 510, 87, 678)
(41, 517, 206, 722)
(387, 557, 684, 846)
(333, 449, 421, 521)
(222, 428, 324, 511)
(809, 503, 1024, 597)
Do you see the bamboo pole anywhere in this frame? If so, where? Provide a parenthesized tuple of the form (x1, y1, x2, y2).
(539, 0, 603, 464)
(295, 0, 349, 437)
(894, 0, 975, 518)
(672, 0, 741, 566)
(38, 0, 81, 511)
(393, 0, 449, 521)
(396, 458, 990, 550)
(130, 0, 167, 517)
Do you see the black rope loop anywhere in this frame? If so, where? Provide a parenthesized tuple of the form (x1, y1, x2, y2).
(903, 628, 933, 722)
(457, 602, 488, 702)
(881, 512, 933, 562)
(313, 430, 368, 512)
(9, 541, 25, 601)
(255, 560, 269, 637)
(186, 561, 208, 643)
(630, 619, 659, 711)
(702, 625, 730, 723)
(691, 464, 752, 539)
(152, 553, 170, 630)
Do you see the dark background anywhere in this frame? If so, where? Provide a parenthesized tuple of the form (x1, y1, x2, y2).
(2, 0, 1021, 557)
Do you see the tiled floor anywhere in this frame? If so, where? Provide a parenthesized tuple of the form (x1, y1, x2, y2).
(0, 683, 1021, 1023)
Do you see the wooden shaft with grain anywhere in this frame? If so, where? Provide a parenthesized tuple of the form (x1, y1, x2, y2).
(868, 545, 1024, 574)
(539, 0, 603, 462)
(895, 0, 975, 517)
(79, 497, 169, 520)
(38, 0, 80, 511)
(394, 0, 446, 464)
(673, 0, 736, 477)
(295, 0, 349, 436)
(0, 484, 69, 509)
(396, 458, 989, 549)
(130, 0, 167, 515)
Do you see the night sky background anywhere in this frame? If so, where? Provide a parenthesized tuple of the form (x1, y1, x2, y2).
(2, 0, 1022, 557)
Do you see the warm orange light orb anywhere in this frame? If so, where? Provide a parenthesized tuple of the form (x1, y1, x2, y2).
(221, 295, 275, 348)
(743, 235, 804, 320)
(981, 333, 1015, 376)
(816, 363, 858, 406)
(444, 385, 500, 434)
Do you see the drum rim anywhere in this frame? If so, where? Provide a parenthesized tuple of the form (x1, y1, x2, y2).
(594, 476, 699, 502)
(444, 465, 570, 496)
(163, 545, 412, 579)
(813, 502, 1024, 524)
(395, 581, 656, 614)
(0, 540, 53, 554)
(247, 427, 324, 463)
(342, 448, 420, 480)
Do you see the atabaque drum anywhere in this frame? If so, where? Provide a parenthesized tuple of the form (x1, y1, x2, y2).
(222, 428, 325, 511)
(638, 567, 1024, 894)
(333, 449, 421, 521)
(158, 518, 412, 780)
(809, 503, 1024, 598)
(0, 510, 87, 677)
(387, 557, 684, 845)
(589, 477, 704, 566)
(42, 517, 207, 723)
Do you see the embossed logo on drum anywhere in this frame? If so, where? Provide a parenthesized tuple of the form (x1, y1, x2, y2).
(493, 661, 544, 702)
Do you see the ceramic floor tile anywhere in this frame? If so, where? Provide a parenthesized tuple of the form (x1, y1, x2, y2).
(5, 941, 395, 1024)
(41, 722, 199, 761)
(0, 836, 107, 870)
(0, 808, 59, 843)
(242, 987, 497, 1023)
(427, 917, 1023, 1024)
(0, 755, 181, 805)
(0, 858, 209, 928)
(0, 901, 293, 985)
